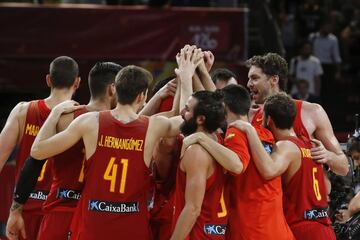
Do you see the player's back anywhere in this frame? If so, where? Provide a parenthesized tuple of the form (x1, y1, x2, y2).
(43, 107, 89, 213)
(226, 126, 294, 240)
(283, 136, 335, 239)
(16, 100, 53, 212)
(73, 111, 152, 240)
(173, 145, 229, 240)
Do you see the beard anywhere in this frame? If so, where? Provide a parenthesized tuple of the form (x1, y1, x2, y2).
(180, 117, 198, 136)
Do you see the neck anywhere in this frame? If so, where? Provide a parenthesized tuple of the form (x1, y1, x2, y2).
(111, 103, 139, 123)
(44, 88, 74, 109)
(272, 127, 297, 141)
(227, 112, 248, 124)
(196, 127, 217, 141)
(87, 97, 111, 112)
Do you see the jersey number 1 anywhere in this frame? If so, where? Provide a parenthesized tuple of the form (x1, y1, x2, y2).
(103, 157, 129, 193)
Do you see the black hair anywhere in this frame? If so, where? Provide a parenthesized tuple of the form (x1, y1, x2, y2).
(264, 92, 296, 129)
(49, 56, 79, 88)
(221, 84, 251, 116)
(211, 68, 237, 84)
(115, 65, 152, 105)
(88, 62, 122, 99)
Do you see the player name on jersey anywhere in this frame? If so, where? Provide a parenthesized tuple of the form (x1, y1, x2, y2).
(98, 135, 144, 151)
(25, 123, 40, 136)
(88, 200, 140, 214)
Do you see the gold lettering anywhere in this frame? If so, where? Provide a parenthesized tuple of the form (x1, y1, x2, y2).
(98, 135, 144, 152)
(301, 148, 312, 158)
(98, 135, 104, 147)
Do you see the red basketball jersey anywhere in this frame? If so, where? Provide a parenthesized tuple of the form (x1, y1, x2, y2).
(293, 100, 310, 139)
(172, 151, 228, 239)
(16, 100, 52, 212)
(43, 108, 89, 213)
(72, 111, 152, 240)
(250, 107, 263, 128)
(283, 136, 331, 227)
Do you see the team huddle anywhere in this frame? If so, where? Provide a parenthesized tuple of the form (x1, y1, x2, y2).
(2, 45, 349, 240)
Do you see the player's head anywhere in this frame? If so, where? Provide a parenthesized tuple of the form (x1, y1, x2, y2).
(211, 68, 238, 89)
(88, 62, 122, 108)
(221, 84, 251, 122)
(246, 53, 288, 104)
(115, 65, 151, 110)
(47, 56, 80, 90)
(180, 90, 225, 136)
(263, 92, 296, 131)
(348, 136, 360, 168)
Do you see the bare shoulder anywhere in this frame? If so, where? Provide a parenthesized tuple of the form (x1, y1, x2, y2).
(57, 112, 75, 132)
(72, 112, 99, 130)
(12, 101, 31, 120)
(183, 144, 212, 164)
(274, 140, 300, 155)
(301, 101, 325, 116)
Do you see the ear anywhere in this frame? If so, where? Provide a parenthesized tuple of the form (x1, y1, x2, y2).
(46, 74, 51, 88)
(108, 83, 116, 96)
(196, 115, 206, 126)
(270, 75, 279, 87)
(73, 77, 81, 90)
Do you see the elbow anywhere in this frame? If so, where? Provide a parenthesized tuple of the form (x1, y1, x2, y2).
(262, 171, 278, 180)
(186, 204, 201, 219)
(30, 145, 43, 160)
(230, 163, 243, 175)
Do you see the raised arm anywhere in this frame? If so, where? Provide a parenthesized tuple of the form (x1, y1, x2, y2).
(31, 100, 86, 160)
(310, 103, 349, 176)
(183, 131, 243, 174)
(170, 145, 209, 240)
(140, 78, 177, 116)
(196, 51, 216, 92)
(230, 120, 297, 180)
(0, 102, 28, 172)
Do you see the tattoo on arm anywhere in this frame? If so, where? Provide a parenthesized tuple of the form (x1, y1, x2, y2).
(10, 201, 23, 212)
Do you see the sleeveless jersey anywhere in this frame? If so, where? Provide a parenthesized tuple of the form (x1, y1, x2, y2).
(73, 111, 152, 240)
(250, 107, 263, 129)
(293, 100, 310, 139)
(173, 149, 229, 239)
(283, 136, 331, 227)
(43, 107, 89, 213)
(16, 100, 52, 212)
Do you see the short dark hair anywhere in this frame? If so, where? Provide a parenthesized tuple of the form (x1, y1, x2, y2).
(49, 56, 79, 88)
(264, 92, 296, 129)
(246, 53, 288, 91)
(348, 136, 360, 154)
(221, 84, 251, 116)
(211, 68, 237, 83)
(88, 62, 122, 99)
(115, 65, 152, 105)
(192, 90, 225, 133)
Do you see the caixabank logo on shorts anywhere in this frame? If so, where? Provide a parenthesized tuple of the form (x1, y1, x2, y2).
(204, 224, 226, 235)
(304, 208, 328, 220)
(88, 200, 140, 214)
(56, 188, 81, 200)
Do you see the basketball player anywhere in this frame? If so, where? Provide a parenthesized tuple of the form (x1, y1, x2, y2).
(246, 53, 348, 177)
(170, 90, 228, 239)
(30, 49, 203, 239)
(230, 93, 336, 239)
(6, 62, 121, 240)
(182, 85, 294, 240)
(3, 56, 80, 240)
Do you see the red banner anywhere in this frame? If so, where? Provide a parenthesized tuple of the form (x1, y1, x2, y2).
(0, 4, 248, 61)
